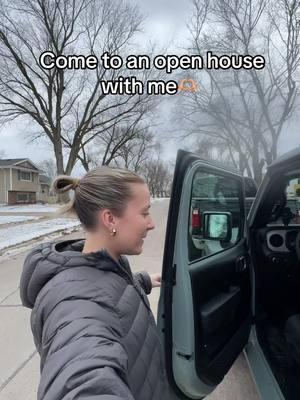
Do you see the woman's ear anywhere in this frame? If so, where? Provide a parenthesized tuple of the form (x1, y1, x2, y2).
(98, 209, 116, 231)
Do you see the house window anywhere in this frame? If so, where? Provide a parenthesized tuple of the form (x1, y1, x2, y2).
(17, 193, 29, 202)
(18, 170, 32, 181)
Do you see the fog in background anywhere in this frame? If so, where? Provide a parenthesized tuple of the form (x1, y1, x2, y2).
(0, 0, 299, 177)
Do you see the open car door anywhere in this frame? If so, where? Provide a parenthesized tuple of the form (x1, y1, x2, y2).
(157, 150, 252, 399)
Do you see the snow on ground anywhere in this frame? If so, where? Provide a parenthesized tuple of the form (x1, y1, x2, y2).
(0, 216, 40, 225)
(0, 218, 81, 251)
(0, 199, 170, 212)
(0, 204, 59, 213)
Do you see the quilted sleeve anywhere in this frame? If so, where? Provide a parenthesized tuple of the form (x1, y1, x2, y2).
(134, 271, 152, 295)
(120, 256, 152, 295)
(33, 279, 134, 400)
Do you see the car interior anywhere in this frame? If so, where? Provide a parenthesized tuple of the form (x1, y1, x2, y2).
(250, 175, 300, 400)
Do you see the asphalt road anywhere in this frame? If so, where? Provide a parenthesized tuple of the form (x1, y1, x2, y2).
(0, 199, 259, 399)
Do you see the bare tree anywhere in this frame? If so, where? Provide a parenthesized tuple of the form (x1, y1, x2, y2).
(116, 129, 155, 173)
(0, 0, 156, 181)
(142, 159, 172, 197)
(76, 122, 155, 171)
(139, 144, 172, 197)
(179, 0, 300, 183)
(37, 158, 57, 181)
(192, 136, 244, 171)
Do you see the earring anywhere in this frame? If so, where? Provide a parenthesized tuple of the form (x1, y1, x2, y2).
(110, 228, 117, 237)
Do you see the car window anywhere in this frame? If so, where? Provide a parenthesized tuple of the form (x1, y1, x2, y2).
(268, 177, 300, 226)
(189, 170, 243, 262)
(244, 177, 258, 198)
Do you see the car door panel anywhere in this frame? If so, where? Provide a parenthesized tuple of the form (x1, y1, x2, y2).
(191, 238, 251, 386)
(200, 285, 241, 335)
(158, 150, 251, 399)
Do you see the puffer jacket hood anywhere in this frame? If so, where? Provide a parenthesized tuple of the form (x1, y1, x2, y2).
(20, 239, 134, 309)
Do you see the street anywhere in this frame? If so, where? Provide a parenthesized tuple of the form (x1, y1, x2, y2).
(0, 199, 259, 399)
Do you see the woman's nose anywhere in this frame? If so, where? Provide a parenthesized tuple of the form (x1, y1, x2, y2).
(148, 216, 155, 230)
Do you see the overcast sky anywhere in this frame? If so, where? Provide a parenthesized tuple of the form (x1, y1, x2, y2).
(0, 0, 299, 177)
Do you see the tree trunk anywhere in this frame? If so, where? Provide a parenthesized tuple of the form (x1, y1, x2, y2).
(65, 141, 80, 175)
(53, 136, 69, 203)
(251, 133, 263, 184)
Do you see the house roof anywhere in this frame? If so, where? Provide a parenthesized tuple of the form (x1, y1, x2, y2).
(0, 158, 27, 167)
(0, 158, 41, 171)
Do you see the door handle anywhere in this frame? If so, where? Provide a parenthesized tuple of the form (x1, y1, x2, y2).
(236, 256, 248, 273)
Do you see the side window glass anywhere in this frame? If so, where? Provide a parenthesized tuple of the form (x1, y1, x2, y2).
(189, 170, 243, 262)
(268, 177, 300, 226)
(244, 177, 258, 197)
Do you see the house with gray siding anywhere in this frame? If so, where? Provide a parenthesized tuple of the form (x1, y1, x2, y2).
(0, 158, 43, 204)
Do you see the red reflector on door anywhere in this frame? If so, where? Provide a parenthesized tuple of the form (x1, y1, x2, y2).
(192, 209, 200, 228)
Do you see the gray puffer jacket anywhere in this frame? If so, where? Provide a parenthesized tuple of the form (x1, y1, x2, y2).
(20, 238, 167, 400)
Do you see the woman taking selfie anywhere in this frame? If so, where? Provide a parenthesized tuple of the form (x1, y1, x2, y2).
(20, 166, 167, 399)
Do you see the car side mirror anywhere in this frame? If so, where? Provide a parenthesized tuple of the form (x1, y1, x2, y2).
(202, 212, 232, 241)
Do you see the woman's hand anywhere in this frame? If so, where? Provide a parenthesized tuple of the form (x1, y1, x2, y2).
(150, 273, 162, 288)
